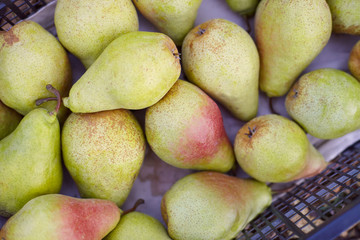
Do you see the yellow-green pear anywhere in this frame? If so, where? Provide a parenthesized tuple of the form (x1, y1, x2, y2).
(133, 0, 202, 46)
(182, 19, 259, 121)
(62, 109, 146, 207)
(63, 31, 181, 113)
(0, 194, 120, 240)
(105, 212, 171, 240)
(234, 115, 327, 183)
(161, 171, 272, 240)
(0, 100, 22, 140)
(327, 0, 360, 35)
(349, 41, 360, 81)
(255, 0, 332, 97)
(0, 21, 71, 123)
(55, 0, 139, 68)
(0, 86, 63, 217)
(145, 80, 235, 172)
(286, 69, 360, 139)
(226, 0, 260, 16)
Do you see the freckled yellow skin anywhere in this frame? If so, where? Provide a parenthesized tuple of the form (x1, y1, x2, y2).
(349, 41, 360, 81)
(286, 69, 360, 139)
(182, 19, 259, 121)
(62, 109, 146, 207)
(0, 109, 62, 217)
(63, 31, 181, 113)
(0, 101, 22, 140)
(234, 115, 326, 183)
(0, 21, 71, 123)
(225, 0, 260, 16)
(255, 0, 332, 97)
(327, 0, 360, 35)
(105, 212, 171, 240)
(145, 80, 235, 172)
(161, 171, 272, 240)
(133, 0, 202, 46)
(55, 0, 139, 68)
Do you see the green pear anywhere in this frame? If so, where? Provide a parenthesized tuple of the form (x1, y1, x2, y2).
(55, 0, 139, 68)
(105, 212, 171, 240)
(349, 41, 360, 81)
(286, 69, 360, 139)
(0, 21, 71, 123)
(226, 0, 260, 16)
(62, 109, 146, 206)
(161, 171, 272, 240)
(145, 80, 235, 172)
(182, 19, 259, 121)
(133, 0, 202, 46)
(255, 0, 332, 97)
(63, 31, 181, 113)
(0, 86, 63, 217)
(234, 114, 327, 183)
(0, 101, 22, 140)
(0, 194, 120, 240)
(327, 0, 360, 35)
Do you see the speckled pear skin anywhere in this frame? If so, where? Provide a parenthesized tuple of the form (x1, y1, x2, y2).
(286, 69, 360, 139)
(105, 212, 171, 240)
(349, 41, 360, 81)
(145, 80, 235, 172)
(62, 109, 146, 207)
(161, 171, 272, 240)
(225, 0, 259, 16)
(63, 31, 181, 113)
(327, 0, 360, 35)
(133, 0, 202, 46)
(55, 0, 139, 68)
(255, 0, 332, 97)
(234, 115, 327, 183)
(182, 19, 259, 121)
(0, 108, 62, 217)
(0, 21, 71, 123)
(0, 194, 121, 240)
(0, 101, 22, 140)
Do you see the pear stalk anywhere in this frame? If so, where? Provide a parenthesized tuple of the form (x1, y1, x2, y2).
(122, 199, 145, 216)
(36, 84, 61, 116)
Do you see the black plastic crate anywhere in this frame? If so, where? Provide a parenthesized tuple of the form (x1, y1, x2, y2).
(0, 0, 49, 31)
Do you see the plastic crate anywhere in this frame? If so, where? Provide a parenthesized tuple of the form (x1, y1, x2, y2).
(1, 1, 359, 239)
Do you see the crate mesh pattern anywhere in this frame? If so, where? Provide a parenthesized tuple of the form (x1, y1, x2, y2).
(237, 141, 360, 240)
(0, 0, 51, 31)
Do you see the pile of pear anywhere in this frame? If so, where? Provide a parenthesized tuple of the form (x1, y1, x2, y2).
(0, 0, 360, 239)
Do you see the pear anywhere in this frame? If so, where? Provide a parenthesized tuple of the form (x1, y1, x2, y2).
(182, 19, 259, 121)
(326, 0, 360, 35)
(105, 212, 171, 240)
(0, 85, 63, 217)
(55, 0, 138, 68)
(133, 0, 202, 46)
(286, 69, 360, 139)
(226, 0, 259, 16)
(0, 21, 71, 123)
(349, 41, 360, 81)
(62, 109, 146, 207)
(145, 80, 235, 172)
(63, 31, 181, 113)
(255, 0, 332, 97)
(234, 114, 327, 183)
(0, 194, 120, 240)
(161, 171, 272, 240)
(0, 101, 22, 140)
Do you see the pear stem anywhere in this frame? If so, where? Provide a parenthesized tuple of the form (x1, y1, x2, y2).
(269, 97, 279, 115)
(243, 15, 252, 33)
(122, 199, 145, 216)
(35, 84, 61, 116)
